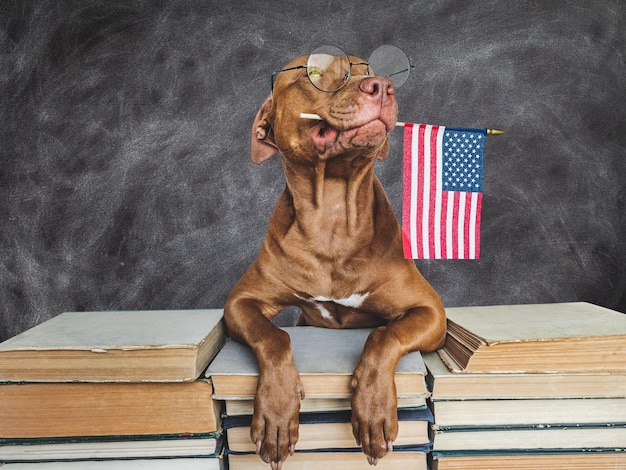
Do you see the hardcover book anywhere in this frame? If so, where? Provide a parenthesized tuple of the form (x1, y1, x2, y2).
(228, 451, 427, 469)
(0, 381, 222, 438)
(0, 458, 224, 470)
(223, 395, 427, 416)
(431, 424, 626, 452)
(0, 309, 226, 382)
(430, 397, 626, 427)
(224, 408, 432, 453)
(423, 351, 626, 400)
(206, 327, 428, 399)
(430, 450, 626, 470)
(0, 434, 222, 462)
(440, 302, 626, 373)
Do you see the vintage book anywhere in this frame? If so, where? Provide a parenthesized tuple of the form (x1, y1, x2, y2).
(224, 408, 432, 453)
(1, 457, 223, 469)
(0, 434, 222, 462)
(223, 395, 427, 416)
(206, 327, 428, 399)
(423, 351, 626, 400)
(430, 397, 626, 427)
(0, 309, 226, 382)
(228, 451, 427, 469)
(431, 424, 626, 452)
(0, 381, 222, 438)
(440, 302, 626, 373)
(431, 450, 626, 470)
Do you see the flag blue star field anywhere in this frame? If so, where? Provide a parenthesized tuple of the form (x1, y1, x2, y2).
(402, 124, 486, 259)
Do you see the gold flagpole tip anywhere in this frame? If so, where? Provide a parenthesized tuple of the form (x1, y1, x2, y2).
(487, 128, 504, 136)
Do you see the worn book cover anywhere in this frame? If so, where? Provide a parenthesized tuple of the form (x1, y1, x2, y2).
(0, 434, 223, 462)
(0, 309, 226, 382)
(423, 351, 626, 400)
(0, 459, 224, 470)
(432, 424, 626, 452)
(431, 397, 626, 427)
(225, 408, 432, 453)
(223, 395, 427, 416)
(206, 326, 428, 399)
(430, 450, 626, 470)
(440, 302, 626, 373)
(0, 381, 222, 438)
(228, 451, 427, 470)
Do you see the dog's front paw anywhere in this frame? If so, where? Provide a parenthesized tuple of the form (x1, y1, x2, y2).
(350, 365, 398, 465)
(251, 366, 304, 469)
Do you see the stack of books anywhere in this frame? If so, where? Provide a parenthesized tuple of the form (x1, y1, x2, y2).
(206, 326, 432, 469)
(0, 309, 228, 469)
(424, 302, 626, 469)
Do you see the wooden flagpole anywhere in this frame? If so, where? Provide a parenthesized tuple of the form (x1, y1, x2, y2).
(299, 113, 504, 135)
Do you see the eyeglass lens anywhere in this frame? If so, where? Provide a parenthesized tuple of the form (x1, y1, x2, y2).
(289, 44, 412, 92)
(307, 45, 352, 92)
(367, 45, 411, 89)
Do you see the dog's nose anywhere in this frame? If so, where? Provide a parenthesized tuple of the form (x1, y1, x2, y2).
(359, 77, 395, 99)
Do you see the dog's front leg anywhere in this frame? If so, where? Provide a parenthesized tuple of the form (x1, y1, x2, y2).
(351, 346, 398, 466)
(250, 329, 303, 469)
(224, 297, 304, 470)
(351, 305, 446, 465)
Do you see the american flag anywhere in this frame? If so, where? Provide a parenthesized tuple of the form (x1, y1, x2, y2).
(402, 124, 486, 259)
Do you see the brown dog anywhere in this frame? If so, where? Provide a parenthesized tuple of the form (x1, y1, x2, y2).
(224, 50, 446, 469)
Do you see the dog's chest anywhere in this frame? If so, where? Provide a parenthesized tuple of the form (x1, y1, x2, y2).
(307, 293, 369, 318)
(295, 292, 387, 328)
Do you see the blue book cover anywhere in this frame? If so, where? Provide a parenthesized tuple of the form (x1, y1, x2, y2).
(223, 407, 432, 430)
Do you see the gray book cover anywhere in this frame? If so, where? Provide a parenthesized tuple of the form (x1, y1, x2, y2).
(206, 326, 426, 377)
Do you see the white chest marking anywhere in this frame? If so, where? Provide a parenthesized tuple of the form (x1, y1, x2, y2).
(315, 304, 333, 319)
(311, 292, 370, 308)
(296, 292, 370, 320)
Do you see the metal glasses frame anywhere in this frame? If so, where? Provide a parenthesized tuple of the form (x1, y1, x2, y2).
(271, 60, 372, 92)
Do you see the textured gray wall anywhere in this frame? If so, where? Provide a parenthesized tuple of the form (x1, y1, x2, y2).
(1, 1, 625, 341)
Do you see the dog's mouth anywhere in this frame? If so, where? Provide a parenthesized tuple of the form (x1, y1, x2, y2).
(308, 116, 393, 157)
(312, 120, 339, 144)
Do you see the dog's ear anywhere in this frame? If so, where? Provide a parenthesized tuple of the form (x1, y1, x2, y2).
(251, 95, 278, 164)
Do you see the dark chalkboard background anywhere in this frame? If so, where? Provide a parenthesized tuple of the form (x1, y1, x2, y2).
(1, 1, 625, 341)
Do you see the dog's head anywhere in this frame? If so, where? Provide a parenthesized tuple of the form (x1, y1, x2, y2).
(251, 51, 398, 165)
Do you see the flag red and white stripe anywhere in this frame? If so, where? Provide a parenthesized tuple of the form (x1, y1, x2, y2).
(402, 123, 485, 259)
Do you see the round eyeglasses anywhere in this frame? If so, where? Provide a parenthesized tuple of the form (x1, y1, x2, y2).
(271, 44, 412, 92)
